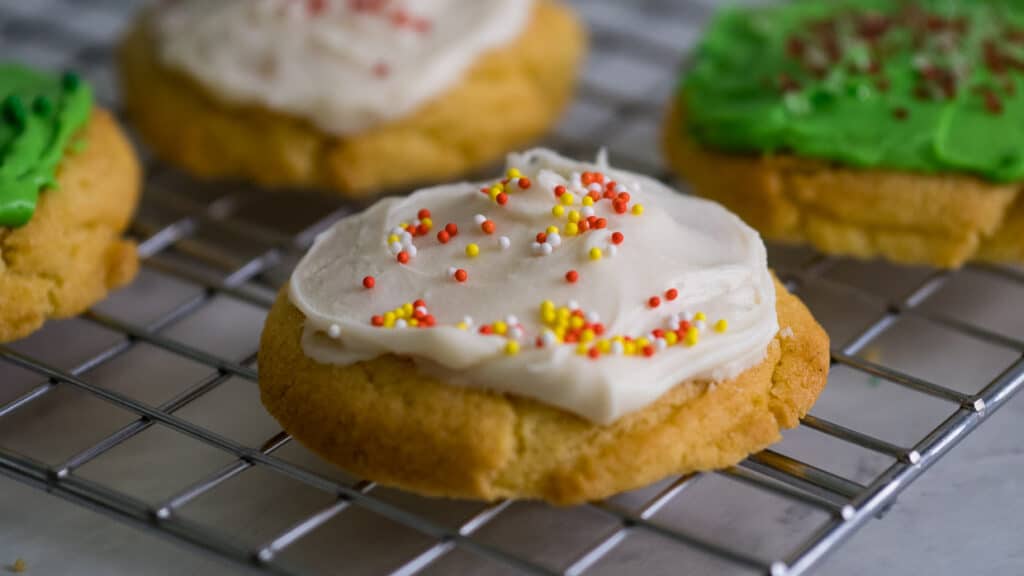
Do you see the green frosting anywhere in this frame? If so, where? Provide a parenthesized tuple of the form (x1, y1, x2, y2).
(0, 64, 92, 228)
(682, 0, 1024, 182)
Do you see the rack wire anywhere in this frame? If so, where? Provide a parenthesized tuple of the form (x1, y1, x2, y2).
(2, 1, 1024, 575)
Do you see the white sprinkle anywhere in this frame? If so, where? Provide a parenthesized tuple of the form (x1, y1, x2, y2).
(447, 266, 457, 277)
(327, 324, 341, 339)
(412, 219, 421, 227)
(541, 330, 557, 348)
(655, 338, 667, 351)
(415, 306, 428, 316)
(606, 244, 618, 257)
(570, 172, 583, 187)
(539, 242, 553, 256)
(587, 183, 603, 193)
(683, 310, 695, 322)
(474, 214, 487, 225)
(668, 313, 681, 328)
(390, 227, 404, 236)
(696, 319, 707, 331)
(511, 326, 524, 340)
(389, 241, 403, 255)
(506, 315, 519, 326)
(611, 341, 625, 355)
(585, 311, 601, 324)
(531, 242, 543, 255)
(407, 244, 418, 257)
(498, 236, 511, 250)
(463, 315, 475, 327)
(547, 233, 562, 247)
(395, 319, 408, 329)
(568, 300, 580, 311)
(581, 206, 596, 218)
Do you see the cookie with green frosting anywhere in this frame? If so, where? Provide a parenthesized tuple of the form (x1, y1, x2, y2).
(665, 0, 1024, 267)
(1, 64, 93, 228)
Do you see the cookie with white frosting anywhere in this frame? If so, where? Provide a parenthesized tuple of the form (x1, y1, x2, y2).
(258, 149, 829, 504)
(118, 0, 585, 196)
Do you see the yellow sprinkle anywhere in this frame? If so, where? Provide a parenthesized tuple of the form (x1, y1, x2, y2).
(466, 243, 480, 257)
(384, 311, 396, 323)
(494, 321, 508, 335)
(576, 342, 589, 355)
(505, 340, 520, 355)
(632, 203, 645, 215)
(555, 326, 567, 339)
(597, 340, 612, 354)
(567, 210, 581, 223)
(388, 234, 399, 244)
(565, 222, 579, 236)
(637, 337, 650, 349)
(665, 331, 678, 346)
(570, 316, 585, 330)
(456, 322, 468, 330)
(685, 326, 700, 347)
(582, 196, 595, 206)
(541, 300, 555, 312)
(581, 329, 596, 343)
(408, 318, 419, 327)
(421, 217, 433, 229)
(542, 310, 556, 324)
(589, 247, 603, 261)
(613, 335, 625, 344)
(547, 225, 560, 235)
(715, 319, 729, 333)
(403, 303, 414, 315)
(558, 307, 571, 320)
(695, 312, 707, 321)
(507, 168, 522, 179)
(552, 205, 565, 217)
(489, 186, 503, 201)
(400, 221, 408, 228)
(624, 341, 637, 355)
(561, 193, 575, 206)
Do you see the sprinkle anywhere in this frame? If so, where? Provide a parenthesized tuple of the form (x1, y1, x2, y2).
(613, 200, 628, 214)
(481, 220, 496, 234)
(581, 206, 596, 218)
(565, 222, 579, 236)
(632, 204, 645, 215)
(696, 319, 707, 331)
(685, 326, 699, 346)
(606, 244, 618, 257)
(552, 205, 565, 217)
(694, 312, 707, 321)
(611, 340, 625, 355)
(568, 211, 581, 223)
(445, 222, 459, 236)
(474, 214, 487, 225)
(498, 236, 511, 250)
(505, 340, 520, 355)
(568, 300, 580, 310)
(407, 244, 418, 258)
(327, 324, 341, 338)
(496, 192, 509, 205)
(362, 276, 375, 289)
(589, 247, 603, 261)
(715, 319, 728, 333)
(506, 314, 519, 325)
(437, 230, 451, 243)
(554, 185, 567, 197)
(417, 208, 431, 220)
(594, 218, 607, 229)
(665, 288, 678, 301)
(507, 168, 522, 179)
(665, 331, 678, 346)
(587, 347, 601, 359)
(494, 321, 508, 335)
(454, 268, 468, 283)
(396, 319, 409, 329)
(389, 242, 402, 255)
(518, 177, 532, 190)
(649, 296, 661, 308)
(566, 270, 579, 283)
(466, 243, 480, 257)
(489, 186, 502, 201)
(582, 196, 595, 207)
(421, 217, 433, 230)
(642, 345, 655, 357)
(397, 251, 410, 264)
(611, 232, 624, 245)
(561, 193, 576, 206)
(371, 315, 384, 326)
(536, 232, 548, 243)
(463, 316, 474, 327)
(547, 233, 562, 247)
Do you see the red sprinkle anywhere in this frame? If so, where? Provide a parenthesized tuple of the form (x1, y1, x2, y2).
(642, 345, 655, 357)
(578, 220, 590, 232)
(371, 315, 384, 327)
(665, 288, 678, 301)
(611, 231, 624, 244)
(617, 192, 631, 202)
(566, 270, 579, 283)
(536, 232, 548, 243)
(587, 348, 601, 359)
(649, 296, 661, 308)
(416, 224, 428, 236)
(588, 191, 601, 201)
(417, 208, 431, 220)
(424, 314, 436, 327)
(454, 268, 468, 283)
(362, 276, 375, 289)
(413, 299, 426, 308)
(518, 177, 531, 189)
(437, 230, 451, 244)
(652, 329, 665, 338)
(593, 323, 605, 335)
(481, 220, 496, 234)
(613, 200, 628, 214)
(480, 325, 493, 335)
(413, 309, 427, 321)
(445, 222, 459, 237)
(554, 185, 567, 197)
(496, 193, 509, 205)
(397, 251, 410, 264)
(595, 218, 608, 229)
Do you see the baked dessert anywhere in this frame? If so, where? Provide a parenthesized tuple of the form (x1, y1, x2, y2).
(119, 0, 585, 197)
(664, 0, 1024, 267)
(0, 64, 140, 343)
(258, 148, 829, 504)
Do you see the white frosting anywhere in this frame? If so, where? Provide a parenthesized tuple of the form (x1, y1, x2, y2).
(289, 149, 779, 424)
(151, 0, 534, 135)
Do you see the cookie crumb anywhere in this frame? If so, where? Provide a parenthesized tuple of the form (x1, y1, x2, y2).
(12, 558, 27, 573)
(779, 327, 795, 339)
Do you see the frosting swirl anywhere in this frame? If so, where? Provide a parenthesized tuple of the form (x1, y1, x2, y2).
(151, 0, 534, 135)
(289, 149, 779, 424)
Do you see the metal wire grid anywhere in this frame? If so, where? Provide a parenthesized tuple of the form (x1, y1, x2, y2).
(1, 0, 1023, 575)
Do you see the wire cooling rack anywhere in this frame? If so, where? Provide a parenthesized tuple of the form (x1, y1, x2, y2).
(2, 1, 1024, 575)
